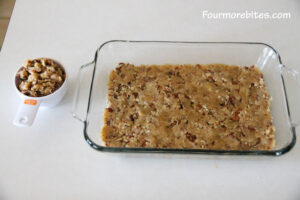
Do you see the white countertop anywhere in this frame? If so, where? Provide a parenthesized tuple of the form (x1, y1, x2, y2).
(0, 0, 300, 199)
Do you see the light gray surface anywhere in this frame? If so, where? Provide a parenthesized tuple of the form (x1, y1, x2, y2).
(0, 0, 299, 199)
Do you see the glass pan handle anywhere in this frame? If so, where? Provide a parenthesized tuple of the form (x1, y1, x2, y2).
(72, 61, 94, 122)
(281, 65, 300, 127)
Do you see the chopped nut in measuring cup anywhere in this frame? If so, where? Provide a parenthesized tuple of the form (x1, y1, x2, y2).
(15, 58, 66, 97)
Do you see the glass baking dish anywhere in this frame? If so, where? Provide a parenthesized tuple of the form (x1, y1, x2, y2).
(73, 40, 299, 156)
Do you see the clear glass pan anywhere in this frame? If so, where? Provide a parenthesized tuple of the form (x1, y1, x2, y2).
(73, 40, 299, 156)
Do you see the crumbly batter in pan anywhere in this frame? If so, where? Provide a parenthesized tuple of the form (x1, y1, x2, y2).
(101, 63, 275, 150)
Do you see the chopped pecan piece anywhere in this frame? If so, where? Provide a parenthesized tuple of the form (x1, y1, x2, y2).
(107, 108, 114, 112)
(185, 132, 196, 142)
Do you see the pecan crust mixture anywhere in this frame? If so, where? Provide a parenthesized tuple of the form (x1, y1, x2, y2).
(15, 58, 66, 97)
(102, 63, 275, 150)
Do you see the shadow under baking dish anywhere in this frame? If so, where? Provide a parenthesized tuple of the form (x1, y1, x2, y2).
(74, 41, 297, 156)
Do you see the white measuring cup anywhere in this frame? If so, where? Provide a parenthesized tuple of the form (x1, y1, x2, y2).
(13, 64, 68, 127)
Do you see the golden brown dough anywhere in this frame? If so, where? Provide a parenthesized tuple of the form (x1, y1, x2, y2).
(101, 63, 275, 150)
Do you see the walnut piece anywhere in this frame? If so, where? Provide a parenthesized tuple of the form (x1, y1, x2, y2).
(15, 58, 66, 97)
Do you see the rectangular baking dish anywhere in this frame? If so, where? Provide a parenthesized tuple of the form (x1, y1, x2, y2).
(73, 40, 299, 156)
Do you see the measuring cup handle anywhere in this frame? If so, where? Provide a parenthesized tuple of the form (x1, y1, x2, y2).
(13, 99, 41, 127)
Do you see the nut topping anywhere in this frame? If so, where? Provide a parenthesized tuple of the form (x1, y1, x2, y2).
(15, 58, 65, 97)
